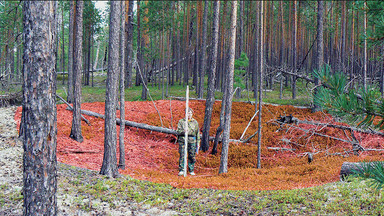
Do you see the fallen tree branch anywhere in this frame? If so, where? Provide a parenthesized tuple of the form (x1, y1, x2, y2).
(278, 115, 384, 137)
(0, 91, 22, 107)
(56, 95, 91, 126)
(79, 108, 245, 143)
(268, 147, 296, 151)
(240, 110, 259, 140)
(270, 66, 367, 103)
(59, 150, 101, 154)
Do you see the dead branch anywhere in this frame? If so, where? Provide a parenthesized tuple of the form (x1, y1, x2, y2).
(240, 109, 259, 140)
(241, 130, 259, 143)
(0, 91, 22, 107)
(269, 66, 367, 103)
(56, 95, 91, 126)
(267, 147, 296, 151)
(59, 150, 101, 154)
(78, 108, 246, 143)
(278, 115, 384, 137)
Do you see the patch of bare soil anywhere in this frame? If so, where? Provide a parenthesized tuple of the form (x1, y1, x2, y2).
(0, 106, 178, 216)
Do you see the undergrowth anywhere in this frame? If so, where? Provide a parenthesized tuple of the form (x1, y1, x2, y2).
(57, 163, 384, 215)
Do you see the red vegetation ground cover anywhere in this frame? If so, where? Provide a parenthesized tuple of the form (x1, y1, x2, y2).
(15, 100, 384, 190)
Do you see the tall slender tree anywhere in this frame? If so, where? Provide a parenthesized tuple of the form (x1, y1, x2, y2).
(67, 1, 74, 103)
(256, 0, 264, 169)
(313, 0, 324, 113)
(197, 0, 208, 99)
(22, 1, 57, 214)
(124, 0, 134, 88)
(201, 0, 220, 152)
(363, 0, 367, 91)
(118, 1, 126, 170)
(291, 1, 298, 99)
(219, 0, 237, 174)
(70, 0, 84, 143)
(100, 1, 121, 177)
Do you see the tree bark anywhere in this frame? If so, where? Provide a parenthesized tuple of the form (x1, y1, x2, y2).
(118, 1, 126, 170)
(135, 0, 141, 87)
(257, 1, 264, 169)
(67, 0, 74, 103)
(100, 1, 121, 178)
(70, 0, 84, 143)
(201, 0, 220, 152)
(219, 0, 237, 174)
(313, 0, 324, 113)
(363, 0, 367, 91)
(22, 1, 57, 214)
(291, 1, 298, 100)
(124, 0, 134, 88)
(197, 0, 208, 99)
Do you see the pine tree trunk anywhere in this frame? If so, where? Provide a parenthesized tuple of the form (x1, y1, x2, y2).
(125, 0, 134, 88)
(253, 2, 260, 99)
(219, 0, 237, 174)
(67, 0, 74, 103)
(291, 1, 298, 100)
(340, 1, 346, 73)
(313, 0, 324, 113)
(279, 1, 285, 99)
(119, 1, 126, 170)
(22, 2, 57, 214)
(257, 1, 264, 169)
(70, 0, 84, 143)
(100, 1, 121, 178)
(238, 0, 244, 58)
(363, 0, 367, 91)
(198, 0, 208, 99)
(201, 0, 220, 152)
(136, 0, 141, 87)
(61, 4, 66, 85)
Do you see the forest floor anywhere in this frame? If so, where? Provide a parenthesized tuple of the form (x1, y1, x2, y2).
(2, 100, 384, 215)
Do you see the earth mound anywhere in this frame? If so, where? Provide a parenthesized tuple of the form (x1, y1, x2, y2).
(15, 100, 384, 190)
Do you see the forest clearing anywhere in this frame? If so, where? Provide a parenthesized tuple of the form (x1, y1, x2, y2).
(14, 100, 384, 191)
(2, 0, 384, 215)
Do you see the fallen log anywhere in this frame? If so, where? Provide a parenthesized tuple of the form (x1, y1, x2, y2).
(56, 95, 91, 125)
(79, 108, 178, 135)
(78, 108, 244, 143)
(339, 162, 383, 181)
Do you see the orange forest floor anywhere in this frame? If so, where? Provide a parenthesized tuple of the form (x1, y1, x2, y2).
(15, 100, 384, 190)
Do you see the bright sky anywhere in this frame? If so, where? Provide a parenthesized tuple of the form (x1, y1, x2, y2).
(94, 1, 108, 13)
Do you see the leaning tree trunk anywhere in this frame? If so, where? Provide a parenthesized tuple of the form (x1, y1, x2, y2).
(100, 1, 121, 178)
(70, 0, 84, 143)
(201, 0, 220, 152)
(22, 1, 58, 214)
(219, 0, 237, 174)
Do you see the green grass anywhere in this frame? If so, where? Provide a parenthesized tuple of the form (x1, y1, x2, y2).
(56, 73, 312, 107)
(57, 163, 384, 215)
(40, 74, 383, 214)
